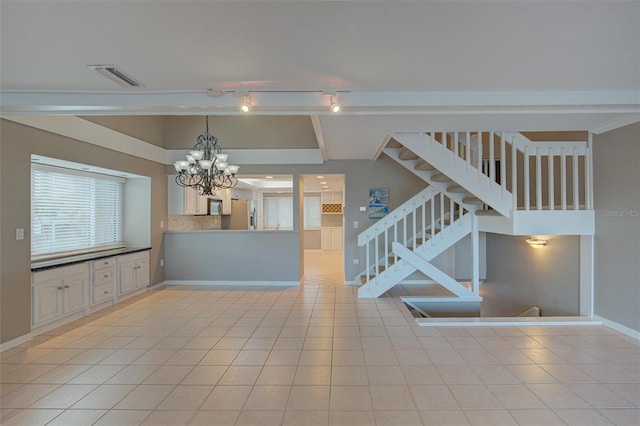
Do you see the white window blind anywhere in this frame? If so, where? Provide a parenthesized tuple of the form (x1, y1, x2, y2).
(31, 164, 124, 258)
(263, 194, 293, 230)
(304, 195, 321, 229)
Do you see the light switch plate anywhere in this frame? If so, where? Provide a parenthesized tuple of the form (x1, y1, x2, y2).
(16, 228, 24, 240)
(359, 206, 366, 212)
(354, 221, 359, 229)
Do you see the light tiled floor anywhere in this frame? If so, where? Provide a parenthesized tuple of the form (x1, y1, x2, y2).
(1, 251, 638, 425)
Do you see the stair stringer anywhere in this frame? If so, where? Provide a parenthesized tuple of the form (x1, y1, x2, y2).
(393, 132, 513, 217)
(383, 146, 478, 212)
(358, 213, 473, 298)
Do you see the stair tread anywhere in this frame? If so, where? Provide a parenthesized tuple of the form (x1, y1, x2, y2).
(414, 161, 435, 171)
(431, 173, 451, 182)
(462, 196, 483, 204)
(398, 149, 419, 160)
(386, 139, 403, 148)
(475, 209, 501, 216)
(447, 185, 466, 193)
(360, 275, 376, 285)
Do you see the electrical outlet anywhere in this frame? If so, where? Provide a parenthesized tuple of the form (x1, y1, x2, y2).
(354, 221, 358, 229)
(16, 228, 24, 240)
(160, 259, 164, 267)
(353, 259, 359, 265)
(160, 221, 164, 229)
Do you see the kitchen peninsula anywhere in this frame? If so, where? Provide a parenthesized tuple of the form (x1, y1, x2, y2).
(163, 230, 300, 285)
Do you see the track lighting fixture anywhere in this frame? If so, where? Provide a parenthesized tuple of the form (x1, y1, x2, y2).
(330, 94, 341, 113)
(241, 94, 251, 112)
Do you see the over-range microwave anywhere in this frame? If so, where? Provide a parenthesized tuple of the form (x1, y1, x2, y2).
(208, 199, 222, 215)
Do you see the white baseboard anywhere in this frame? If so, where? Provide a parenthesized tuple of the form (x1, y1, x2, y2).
(147, 282, 166, 291)
(0, 333, 33, 352)
(162, 280, 300, 287)
(593, 315, 640, 340)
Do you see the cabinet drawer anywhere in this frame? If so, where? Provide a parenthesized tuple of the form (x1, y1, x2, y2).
(93, 269, 114, 286)
(93, 257, 116, 270)
(92, 283, 114, 305)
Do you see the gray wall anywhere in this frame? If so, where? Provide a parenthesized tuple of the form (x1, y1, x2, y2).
(593, 122, 640, 332)
(0, 119, 167, 344)
(483, 234, 580, 317)
(304, 230, 321, 250)
(236, 154, 429, 281)
(163, 115, 318, 149)
(164, 231, 300, 282)
(80, 116, 167, 148)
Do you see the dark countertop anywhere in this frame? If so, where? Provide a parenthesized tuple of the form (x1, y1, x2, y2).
(31, 247, 151, 272)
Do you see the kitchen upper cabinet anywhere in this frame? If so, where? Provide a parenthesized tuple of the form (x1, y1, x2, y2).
(118, 251, 150, 297)
(210, 188, 231, 215)
(184, 187, 209, 215)
(321, 227, 344, 251)
(32, 263, 88, 328)
(321, 191, 343, 204)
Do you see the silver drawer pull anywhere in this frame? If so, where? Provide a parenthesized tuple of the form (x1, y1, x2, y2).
(103, 290, 109, 294)
(104, 274, 109, 278)
(57, 287, 63, 290)
(104, 261, 109, 265)
(64, 285, 70, 288)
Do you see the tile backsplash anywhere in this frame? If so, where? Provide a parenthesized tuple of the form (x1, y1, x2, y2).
(169, 215, 222, 231)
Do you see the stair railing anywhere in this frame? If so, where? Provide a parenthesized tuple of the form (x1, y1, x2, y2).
(357, 187, 469, 286)
(423, 131, 591, 212)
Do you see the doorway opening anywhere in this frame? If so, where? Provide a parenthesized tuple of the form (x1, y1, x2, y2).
(302, 174, 345, 286)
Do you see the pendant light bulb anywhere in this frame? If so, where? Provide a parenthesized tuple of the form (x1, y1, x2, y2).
(241, 95, 251, 113)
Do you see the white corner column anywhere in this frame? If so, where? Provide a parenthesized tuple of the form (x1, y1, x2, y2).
(580, 235, 594, 316)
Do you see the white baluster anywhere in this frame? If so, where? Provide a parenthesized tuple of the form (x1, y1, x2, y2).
(561, 147, 567, 210)
(500, 132, 506, 194)
(536, 147, 542, 211)
(440, 192, 445, 237)
(524, 146, 530, 210)
(573, 147, 579, 210)
(548, 149, 554, 211)
(489, 131, 495, 183)
(477, 132, 482, 176)
(511, 135, 517, 209)
(466, 132, 471, 169)
(454, 132, 459, 160)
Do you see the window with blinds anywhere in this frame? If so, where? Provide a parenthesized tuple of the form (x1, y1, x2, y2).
(31, 164, 125, 259)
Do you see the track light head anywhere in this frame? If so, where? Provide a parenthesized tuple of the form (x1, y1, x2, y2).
(330, 94, 341, 113)
(240, 94, 251, 112)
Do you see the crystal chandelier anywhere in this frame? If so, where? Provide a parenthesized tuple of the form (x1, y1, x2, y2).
(173, 116, 239, 196)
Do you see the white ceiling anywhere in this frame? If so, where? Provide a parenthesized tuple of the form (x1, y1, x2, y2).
(1, 0, 639, 160)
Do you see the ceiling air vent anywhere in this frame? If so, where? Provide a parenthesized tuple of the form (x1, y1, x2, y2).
(87, 65, 143, 87)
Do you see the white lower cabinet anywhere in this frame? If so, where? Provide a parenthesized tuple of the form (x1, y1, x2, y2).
(91, 257, 116, 306)
(32, 263, 88, 328)
(321, 227, 344, 251)
(118, 251, 150, 297)
(32, 250, 150, 331)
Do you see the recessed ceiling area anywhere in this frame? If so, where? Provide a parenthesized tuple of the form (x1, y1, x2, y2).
(237, 174, 344, 194)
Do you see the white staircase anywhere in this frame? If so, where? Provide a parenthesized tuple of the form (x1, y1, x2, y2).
(357, 130, 595, 299)
(357, 187, 481, 299)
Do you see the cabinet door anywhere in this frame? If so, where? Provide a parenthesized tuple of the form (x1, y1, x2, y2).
(135, 260, 150, 289)
(333, 228, 344, 250)
(33, 279, 63, 326)
(119, 260, 136, 295)
(221, 189, 231, 215)
(184, 187, 197, 214)
(63, 274, 86, 314)
(196, 193, 209, 215)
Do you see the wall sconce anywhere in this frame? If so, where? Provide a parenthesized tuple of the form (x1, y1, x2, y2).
(526, 237, 549, 248)
(240, 94, 251, 113)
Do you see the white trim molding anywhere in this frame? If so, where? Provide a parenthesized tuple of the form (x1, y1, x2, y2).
(0, 333, 33, 353)
(593, 315, 640, 340)
(161, 280, 300, 287)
